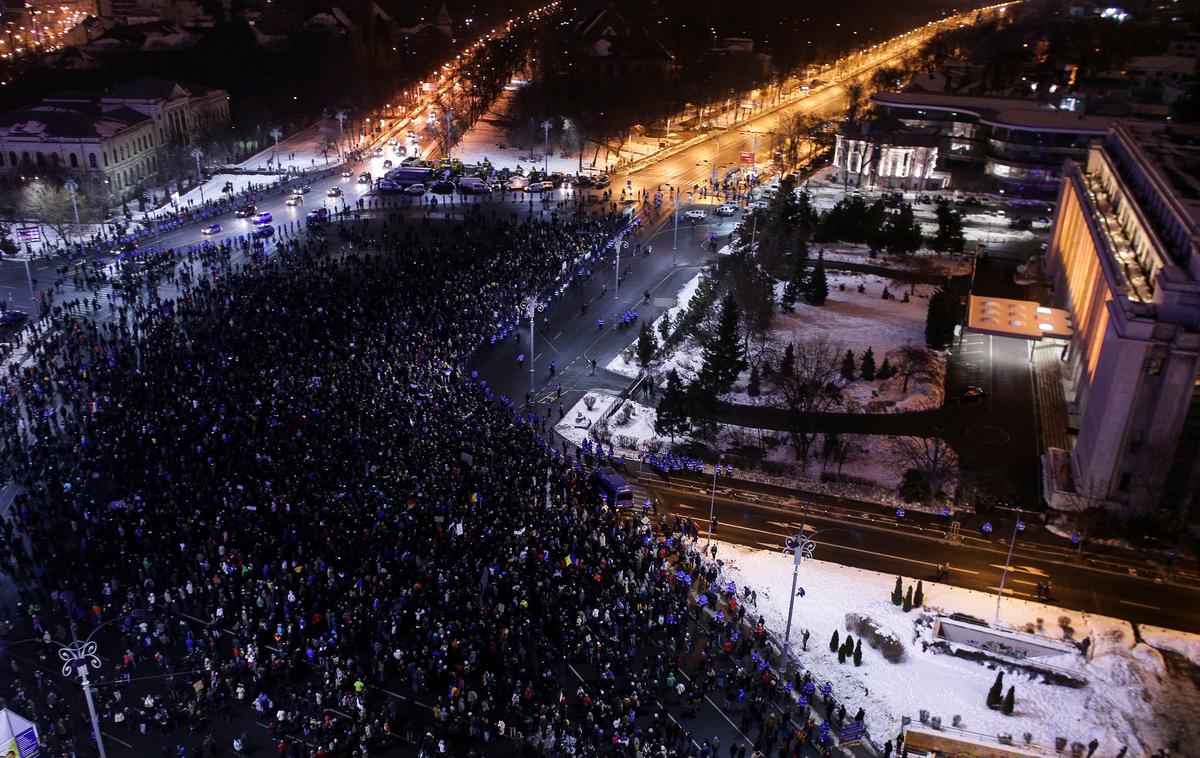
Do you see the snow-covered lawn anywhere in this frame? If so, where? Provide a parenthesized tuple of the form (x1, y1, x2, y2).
(713, 541, 1200, 757)
(555, 392, 658, 454)
(607, 271, 706, 380)
(232, 119, 346, 174)
(615, 270, 945, 413)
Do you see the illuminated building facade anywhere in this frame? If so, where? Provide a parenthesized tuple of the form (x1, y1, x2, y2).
(1044, 124, 1200, 520)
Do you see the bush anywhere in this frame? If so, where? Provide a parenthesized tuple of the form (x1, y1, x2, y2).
(891, 576, 903, 606)
(583, 395, 597, 411)
(898, 469, 932, 503)
(853, 639, 862, 666)
(845, 613, 907, 663)
(589, 417, 612, 444)
(914, 580, 924, 608)
(830, 629, 840, 653)
(903, 585, 913, 612)
(1002, 686, 1015, 715)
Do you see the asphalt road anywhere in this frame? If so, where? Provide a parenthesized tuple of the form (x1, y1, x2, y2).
(635, 474, 1200, 634)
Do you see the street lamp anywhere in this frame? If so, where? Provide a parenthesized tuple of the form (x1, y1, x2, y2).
(58, 639, 107, 758)
(520, 294, 546, 393)
(707, 453, 724, 544)
(63, 178, 81, 247)
(781, 521, 858, 672)
(542, 119, 553, 175)
(335, 111, 347, 158)
(270, 127, 282, 165)
(994, 509, 1025, 625)
(190, 147, 205, 204)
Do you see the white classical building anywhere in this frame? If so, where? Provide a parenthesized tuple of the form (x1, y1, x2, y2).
(0, 77, 228, 200)
(831, 121, 943, 189)
(1043, 123, 1200, 521)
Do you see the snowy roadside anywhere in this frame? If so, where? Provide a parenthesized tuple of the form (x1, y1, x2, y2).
(712, 541, 1200, 757)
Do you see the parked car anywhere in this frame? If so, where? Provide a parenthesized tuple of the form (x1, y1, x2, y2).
(430, 180, 455, 194)
(748, 200, 770, 211)
(358, 172, 372, 185)
(251, 212, 273, 225)
(574, 175, 596, 188)
(593, 175, 611, 189)
(200, 223, 222, 235)
(305, 208, 329, 225)
(405, 183, 426, 195)
(457, 176, 490, 193)
(234, 205, 256, 218)
(949, 385, 987, 403)
(524, 181, 550, 192)
(251, 225, 275, 240)
(683, 209, 707, 220)
(374, 147, 386, 157)
(0, 311, 28, 327)
(286, 194, 304, 206)
(327, 187, 342, 198)
(714, 203, 740, 217)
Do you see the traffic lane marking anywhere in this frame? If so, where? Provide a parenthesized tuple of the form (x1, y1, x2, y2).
(1119, 600, 1161, 610)
(665, 515, 980, 574)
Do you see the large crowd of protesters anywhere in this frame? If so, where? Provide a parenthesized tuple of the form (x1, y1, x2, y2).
(0, 204, 874, 758)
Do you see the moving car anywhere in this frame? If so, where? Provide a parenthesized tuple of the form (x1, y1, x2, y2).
(382, 160, 393, 169)
(200, 223, 222, 235)
(405, 183, 426, 195)
(683, 209, 706, 220)
(593, 175, 611, 189)
(523, 181, 551, 192)
(748, 200, 770, 211)
(327, 187, 342, 198)
(305, 208, 329, 225)
(714, 203, 740, 217)
(340, 170, 354, 178)
(234, 205, 256, 218)
(251, 225, 274, 240)
(358, 172, 372, 185)
(457, 176, 490, 193)
(295, 184, 311, 194)
(0, 311, 28, 327)
(251, 212, 273, 225)
(949, 385, 987, 403)
(286, 194, 304, 206)
(506, 175, 529, 191)
(374, 147, 385, 157)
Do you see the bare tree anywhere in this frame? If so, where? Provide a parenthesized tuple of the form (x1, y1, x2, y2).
(20, 181, 75, 243)
(844, 81, 865, 127)
(776, 336, 846, 462)
(891, 434, 957, 503)
(891, 344, 938, 394)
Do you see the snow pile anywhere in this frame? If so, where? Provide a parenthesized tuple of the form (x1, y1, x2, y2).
(555, 392, 659, 453)
(712, 542, 1200, 756)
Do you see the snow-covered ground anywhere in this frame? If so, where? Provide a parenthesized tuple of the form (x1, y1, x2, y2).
(607, 270, 706, 380)
(611, 270, 945, 413)
(453, 87, 685, 175)
(713, 541, 1200, 756)
(556, 391, 658, 454)
(232, 119, 348, 174)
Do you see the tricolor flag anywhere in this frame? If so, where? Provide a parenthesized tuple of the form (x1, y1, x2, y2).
(564, 554, 575, 567)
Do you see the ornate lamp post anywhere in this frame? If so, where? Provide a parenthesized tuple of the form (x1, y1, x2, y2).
(335, 111, 347, 158)
(63, 178, 81, 246)
(58, 638, 107, 758)
(520, 294, 546, 393)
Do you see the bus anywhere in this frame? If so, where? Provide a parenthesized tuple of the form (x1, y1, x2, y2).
(591, 468, 633, 508)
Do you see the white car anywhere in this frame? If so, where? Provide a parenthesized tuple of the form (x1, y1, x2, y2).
(286, 194, 304, 206)
(748, 200, 770, 211)
(405, 183, 426, 195)
(714, 203, 740, 217)
(683, 209, 707, 220)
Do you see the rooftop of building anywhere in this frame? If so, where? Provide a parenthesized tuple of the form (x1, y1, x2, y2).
(0, 102, 150, 140)
(1116, 122, 1200, 231)
(103, 76, 222, 101)
(872, 91, 1114, 134)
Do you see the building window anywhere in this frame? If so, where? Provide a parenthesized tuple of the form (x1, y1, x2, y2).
(8, 152, 15, 166)
(1118, 472, 1132, 492)
(21, 151, 29, 164)
(69, 153, 78, 168)
(89, 153, 97, 168)
(35, 152, 45, 167)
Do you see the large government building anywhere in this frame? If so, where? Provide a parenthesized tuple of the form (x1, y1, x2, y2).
(1044, 123, 1200, 521)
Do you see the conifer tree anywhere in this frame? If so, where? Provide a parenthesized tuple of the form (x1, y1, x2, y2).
(891, 576, 903, 605)
(853, 639, 862, 666)
(804, 264, 829, 306)
(654, 369, 690, 442)
(840, 349, 857, 381)
(747, 365, 761, 397)
(1002, 686, 1015, 715)
(902, 585, 913, 612)
(778, 342, 795, 378)
(914, 580, 924, 607)
(830, 629, 840, 653)
(637, 321, 657, 367)
(987, 672, 1005, 709)
(860, 347, 877, 380)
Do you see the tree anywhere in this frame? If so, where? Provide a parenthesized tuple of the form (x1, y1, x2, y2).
(20, 181, 77, 243)
(698, 295, 747, 394)
(654, 370, 690, 442)
(898, 469, 933, 504)
(925, 289, 959, 350)
(776, 336, 845, 461)
(913, 580, 924, 608)
(892, 435, 956, 503)
(838, 644, 847, 664)
(780, 275, 801, 312)
(803, 264, 828, 305)
(882, 204, 924, 256)
(877, 357, 894, 380)
(658, 311, 672, 345)
(637, 322, 657, 368)
(727, 256, 775, 353)
(853, 639, 862, 666)
(1002, 686, 1015, 715)
(840, 349, 857, 381)
(891, 576, 903, 606)
(777, 342, 795, 380)
(860, 347, 877, 381)
(747, 365, 761, 397)
(902, 585, 913, 612)
(930, 200, 966, 253)
(987, 672, 1005, 709)
(829, 629, 840, 653)
(893, 345, 935, 393)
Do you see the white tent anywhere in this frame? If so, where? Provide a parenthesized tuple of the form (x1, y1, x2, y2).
(0, 709, 38, 758)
